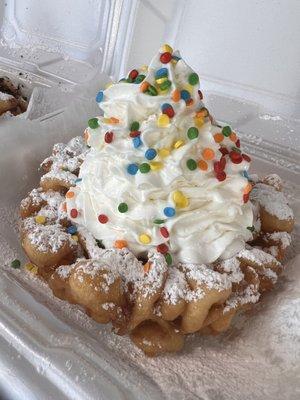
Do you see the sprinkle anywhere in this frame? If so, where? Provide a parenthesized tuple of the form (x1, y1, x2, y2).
(70, 208, 78, 218)
(214, 157, 226, 173)
(72, 235, 78, 242)
(236, 139, 241, 148)
(147, 85, 158, 96)
(133, 136, 142, 148)
(114, 240, 127, 249)
(153, 219, 165, 225)
(186, 159, 197, 170)
(230, 132, 237, 142)
(188, 72, 199, 85)
(127, 163, 139, 175)
(243, 193, 250, 203)
(196, 107, 209, 118)
(130, 121, 140, 131)
(158, 148, 170, 158)
(157, 243, 169, 254)
(229, 151, 243, 164)
(198, 159, 208, 171)
(129, 130, 141, 138)
(202, 148, 215, 160)
(198, 90, 203, 99)
(187, 127, 199, 140)
(129, 69, 139, 80)
(214, 133, 224, 143)
(75, 178, 82, 184)
(139, 163, 151, 173)
(216, 171, 226, 181)
(160, 227, 169, 238)
(96, 91, 104, 102)
(150, 161, 163, 171)
(155, 67, 168, 79)
(242, 154, 251, 162)
(180, 90, 190, 101)
(156, 77, 168, 85)
(219, 147, 229, 156)
(172, 89, 181, 102)
(243, 170, 250, 180)
(24, 262, 37, 273)
(118, 203, 128, 213)
(143, 262, 151, 274)
(165, 253, 172, 265)
(161, 103, 175, 118)
(164, 207, 176, 217)
(67, 225, 77, 234)
(160, 44, 173, 53)
(139, 233, 152, 244)
(243, 183, 253, 195)
(232, 146, 241, 153)
(174, 140, 185, 149)
(140, 81, 150, 92)
(222, 126, 232, 137)
(66, 191, 74, 198)
(160, 52, 172, 64)
(110, 117, 119, 124)
(135, 74, 146, 84)
(11, 259, 21, 269)
(159, 80, 172, 91)
(157, 114, 170, 127)
(247, 226, 255, 232)
(173, 190, 189, 208)
(104, 131, 114, 143)
(35, 215, 46, 224)
(98, 214, 108, 224)
(88, 118, 99, 129)
(194, 117, 204, 127)
(145, 148, 157, 160)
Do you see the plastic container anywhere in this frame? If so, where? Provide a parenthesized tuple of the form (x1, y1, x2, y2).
(0, 1, 299, 399)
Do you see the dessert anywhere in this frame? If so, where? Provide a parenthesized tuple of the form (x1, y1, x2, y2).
(0, 76, 28, 118)
(19, 45, 295, 356)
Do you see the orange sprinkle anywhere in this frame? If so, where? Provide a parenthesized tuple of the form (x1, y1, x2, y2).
(110, 117, 119, 124)
(171, 89, 181, 102)
(198, 159, 208, 171)
(114, 240, 128, 249)
(66, 191, 74, 199)
(140, 81, 150, 92)
(186, 98, 194, 106)
(143, 262, 151, 274)
(202, 148, 215, 160)
(230, 132, 237, 142)
(243, 183, 253, 195)
(196, 109, 208, 118)
(214, 133, 223, 143)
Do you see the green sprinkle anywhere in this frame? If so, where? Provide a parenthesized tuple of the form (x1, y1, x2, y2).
(130, 121, 140, 131)
(247, 226, 255, 232)
(134, 74, 146, 83)
(187, 127, 199, 140)
(232, 146, 241, 153)
(188, 72, 199, 85)
(96, 239, 104, 248)
(118, 202, 128, 213)
(11, 259, 21, 269)
(222, 126, 232, 137)
(139, 163, 151, 173)
(159, 79, 172, 91)
(88, 118, 99, 129)
(147, 85, 158, 96)
(153, 219, 165, 225)
(165, 253, 172, 266)
(126, 77, 133, 83)
(186, 159, 197, 171)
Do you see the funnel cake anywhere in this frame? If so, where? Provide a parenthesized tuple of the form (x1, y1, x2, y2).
(19, 45, 295, 356)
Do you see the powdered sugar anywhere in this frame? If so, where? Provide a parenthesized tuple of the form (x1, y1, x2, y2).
(219, 257, 244, 283)
(0, 91, 14, 101)
(163, 267, 187, 305)
(238, 247, 281, 267)
(266, 231, 292, 249)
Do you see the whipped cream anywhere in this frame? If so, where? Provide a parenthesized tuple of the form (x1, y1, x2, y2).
(66, 47, 253, 265)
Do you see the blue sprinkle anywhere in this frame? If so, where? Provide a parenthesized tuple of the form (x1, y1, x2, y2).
(145, 148, 157, 160)
(96, 91, 104, 103)
(163, 207, 176, 218)
(161, 103, 171, 112)
(180, 90, 191, 101)
(155, 67, 168, 79)
(127, 163, 139, 175)
(133, 136, 142, 148)
(67, 225, 77, 235)
(75, 178, 82, 184)
(242, 170, 250, 180)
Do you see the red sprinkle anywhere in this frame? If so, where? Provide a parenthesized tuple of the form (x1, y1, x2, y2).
(236, 139, 241, 148)
(129, 69, 139, 80)
(104, 131, 114, 143)
(243, 193, 250, 203)
(216, 171, 226, 181)
(70, 208, 78, 218)
(219, 147, 229, 156)
(98, 214, 108, 224)
(163, 107, 175, 118)
(160, 227, 169, 238)
(230, 151, 243, 164)
(129, 130, 141, 138)
(198, 90, 203, 100)
(160, 52, 172, 64)
(157, 243, 169, 254)
(214, 157, 226, 173)
(242, 153, 251, 162)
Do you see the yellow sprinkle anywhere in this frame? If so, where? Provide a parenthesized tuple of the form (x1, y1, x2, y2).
(35, 215, 46, 225)
(139, 233, 151, 244)
(105, 82, 113, 89)
(183, 84, 193, 94)
(140, 64, 148, 72)
(103, 118, 110, 124)
(158, 148, 170, 158)
(24, 263, 38, 275)
(156, 77, 168, 85)
(72, 235, 79, 242)
(30, 265, 38, 275)
(150, 161, 163, 171)
(157, 114, 170, 128)
(160, 44, 173, 53)
(194, 117, 205, 127)
(173, 190, 189, 208)
(174, 140, 185, 149)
